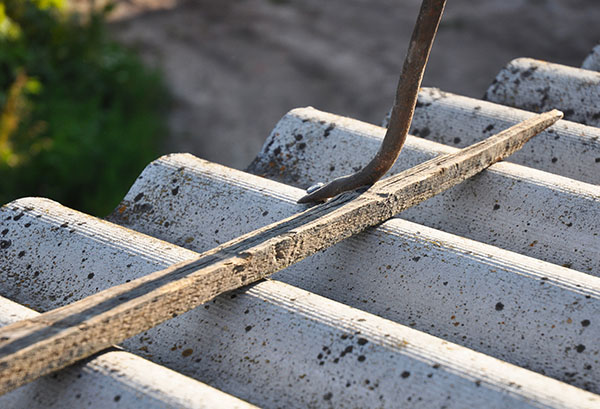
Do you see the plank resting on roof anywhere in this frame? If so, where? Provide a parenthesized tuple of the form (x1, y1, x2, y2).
(0, 296, 257, 409)
(0, 199, 598, 408)
(102, 156, 600, 390)
(0, 112, 563, 395)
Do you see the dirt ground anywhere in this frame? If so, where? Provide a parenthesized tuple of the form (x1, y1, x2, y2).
(71, 0, 600, 169)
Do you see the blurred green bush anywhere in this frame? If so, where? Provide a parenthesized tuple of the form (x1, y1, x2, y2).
(0, 0, 168, 216)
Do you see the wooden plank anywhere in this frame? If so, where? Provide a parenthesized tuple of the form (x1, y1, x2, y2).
(6, 201, 600, 406)
(0, 296, 260, 409)
(0, 110, 562, 395)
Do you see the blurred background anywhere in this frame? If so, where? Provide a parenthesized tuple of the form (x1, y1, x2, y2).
(1, 0, 599, 215)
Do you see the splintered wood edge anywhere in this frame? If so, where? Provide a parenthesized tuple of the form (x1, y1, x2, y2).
(0, 110, 562, 395)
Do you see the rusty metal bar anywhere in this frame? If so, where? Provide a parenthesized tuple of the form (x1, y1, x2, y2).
(298, 0, 447, 203)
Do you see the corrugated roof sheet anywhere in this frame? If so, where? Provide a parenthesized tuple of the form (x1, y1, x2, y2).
(0, 48, 599, 408)
(484, 58, 600, 127)
(582, 44, 600, 71)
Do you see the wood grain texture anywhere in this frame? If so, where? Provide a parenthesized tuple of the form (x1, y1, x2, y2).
(0, 110, 562, 395)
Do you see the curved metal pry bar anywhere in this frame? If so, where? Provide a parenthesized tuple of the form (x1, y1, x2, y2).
(298, 0, 447, 204)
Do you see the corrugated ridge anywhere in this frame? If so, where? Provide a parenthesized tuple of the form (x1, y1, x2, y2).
(109, 154, 600, 391)
(2, 50, 600, 407)
(484, 58, 600, 128)
(0, 296, 258, 409)
(381, 87, 600, 184)
(582, 44, 600, 71)
(0, 198, 598, 407)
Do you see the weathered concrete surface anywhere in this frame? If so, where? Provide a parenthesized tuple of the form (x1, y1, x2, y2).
(107, 154, 299, 251)
(110, 156, 600, 391)
(582, 44, 600, 71)
(248, 107, 600, 274)
(0, 297, 257, 409)
(0, 199, 599, 407)
(5, 115, 554, 394)
(384, 87, 600, 185)
(484, 58, 600, 127)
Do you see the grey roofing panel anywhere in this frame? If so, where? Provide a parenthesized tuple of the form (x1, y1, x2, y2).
(3, 199, 598, 408)
(2, 50, 600, 407)
(107, 153, 300, 253)
(484, 58, 600, 127)
(0, 197, 196, 310)
(249, 107, 600, 274)
(104, 155, 600, 391)
(0, 296, 257, 409)
(399, 87, 600, 184)
(582, 44, 600, 71)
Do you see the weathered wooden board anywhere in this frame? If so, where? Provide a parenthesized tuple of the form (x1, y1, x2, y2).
(5, 198, 600, 406)
(0, 296, 258, 409)
(0, 111, 561, 395)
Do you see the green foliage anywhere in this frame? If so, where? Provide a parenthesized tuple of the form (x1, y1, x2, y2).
(0, 0, 168, 216)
